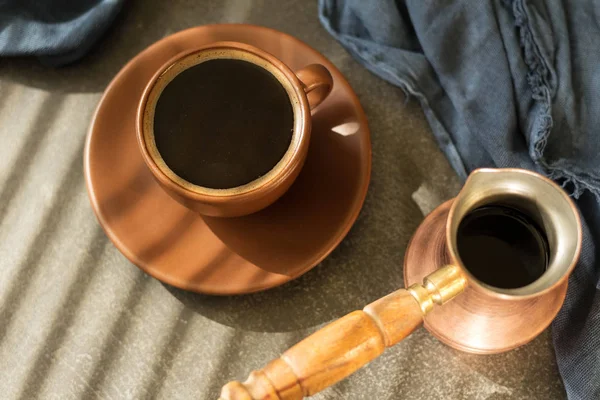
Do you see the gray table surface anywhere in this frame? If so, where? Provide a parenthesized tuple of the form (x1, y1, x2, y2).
(0, 1, 566, 399)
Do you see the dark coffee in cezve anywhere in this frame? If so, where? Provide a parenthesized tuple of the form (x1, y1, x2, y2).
(456, 205, 549, 289)
(153, 58, 294, 189)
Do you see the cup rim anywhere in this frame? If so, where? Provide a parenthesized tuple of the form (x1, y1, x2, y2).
(446, 168, 582, 300)
(136, 41, 311, 203)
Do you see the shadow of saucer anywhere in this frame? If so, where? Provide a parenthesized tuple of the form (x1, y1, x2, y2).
(163, 184, 423, 333)
(162, 211, 379, 333)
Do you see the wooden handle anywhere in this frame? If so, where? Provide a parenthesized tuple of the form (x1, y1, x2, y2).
(219, 265, 466, 400)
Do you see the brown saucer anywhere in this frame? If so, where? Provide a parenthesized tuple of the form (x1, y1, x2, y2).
(84, 24, 371, 295)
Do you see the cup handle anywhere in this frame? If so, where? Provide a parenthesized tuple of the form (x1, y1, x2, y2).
(295, 64, 333, 110)
(219, 265, 466, 400)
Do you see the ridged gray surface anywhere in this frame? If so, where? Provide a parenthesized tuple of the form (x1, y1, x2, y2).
(0, 1, 565, 399)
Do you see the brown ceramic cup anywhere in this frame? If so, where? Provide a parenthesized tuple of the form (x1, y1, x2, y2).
(136, 41, 333, 217)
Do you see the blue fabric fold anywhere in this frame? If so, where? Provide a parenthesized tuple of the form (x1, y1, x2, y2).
(319, 1, 600, 398)
(0, 0, 124, 66)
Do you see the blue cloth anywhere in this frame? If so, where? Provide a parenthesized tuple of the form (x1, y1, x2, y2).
(319, 1, 600, 398)
(0, 0, 124, 66)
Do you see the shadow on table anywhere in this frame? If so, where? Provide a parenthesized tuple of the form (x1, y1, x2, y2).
(164, 167, 428, 333)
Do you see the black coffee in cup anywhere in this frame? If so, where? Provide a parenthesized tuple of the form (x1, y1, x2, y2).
(153, 58, 294, 189)
(456, 205, 549, 289)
